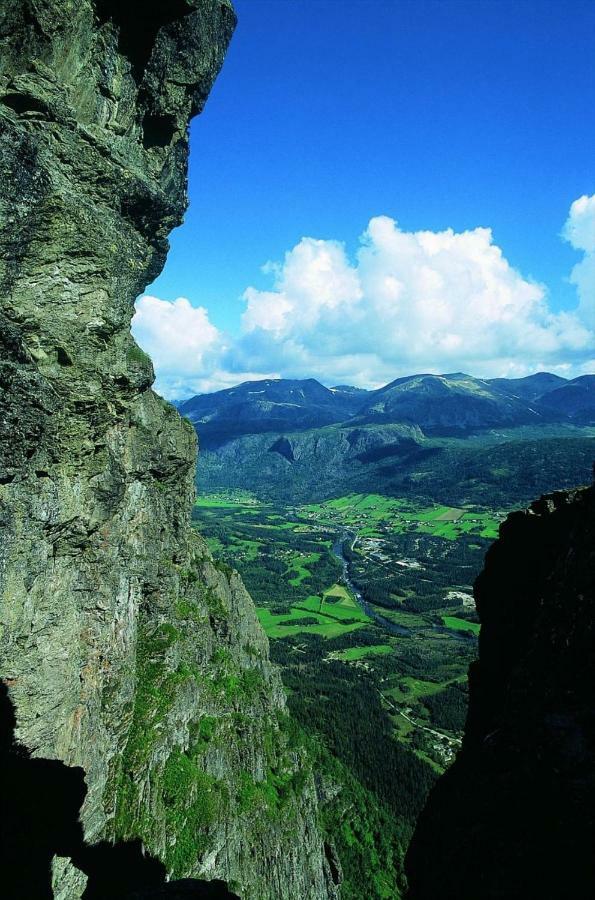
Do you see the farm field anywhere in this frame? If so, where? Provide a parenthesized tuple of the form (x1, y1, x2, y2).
(300, 493, 503, 540)
(256, 582, 369, 639)
(334, 644, 392, 661)
(192, 489, 490, 765)
(441, 615, 481, 635)
(191, 485, 505, 897)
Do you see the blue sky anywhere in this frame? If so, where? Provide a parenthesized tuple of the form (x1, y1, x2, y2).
(134, 0, 595, 399)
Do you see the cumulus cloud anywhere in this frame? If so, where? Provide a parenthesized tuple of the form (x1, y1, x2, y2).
(231, 212, 592, 385)
(132, 296, 280, 399)
(132, 296, 224, 398)
(563, 194, 595, 330)
(133, 200, 595, 400)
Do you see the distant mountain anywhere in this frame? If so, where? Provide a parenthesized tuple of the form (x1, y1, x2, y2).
(488, 372, 568, 402)
(180, 372, 595, 451)
(352, 373, 544, 433)
(179, 372, 593, 504)
(330, 384, 371, 399)
(178, 378, 365, 448)
(536, 375, 595, 423)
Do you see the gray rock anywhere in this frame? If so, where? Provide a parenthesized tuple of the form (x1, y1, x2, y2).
(0, 3, 338, 897)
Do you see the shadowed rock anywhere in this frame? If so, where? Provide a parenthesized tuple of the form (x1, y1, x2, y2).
(0, 682, 240, 899)
(406, 486, 595, 900)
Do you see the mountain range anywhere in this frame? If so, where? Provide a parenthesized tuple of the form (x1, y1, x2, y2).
(180, 372, 595, 448)
(180, 372, 595, 505)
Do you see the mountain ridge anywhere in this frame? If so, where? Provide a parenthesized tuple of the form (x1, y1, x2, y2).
(179, 371, 595, 451)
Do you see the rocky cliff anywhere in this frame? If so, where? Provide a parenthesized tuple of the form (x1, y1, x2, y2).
(406, 485, 595, 899)
(0, 3, 338, 897)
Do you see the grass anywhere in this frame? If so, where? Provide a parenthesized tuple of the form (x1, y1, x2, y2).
(300, 585, 369, 623)
(257, 582, 370, 639)
(299, 493, 502, 541)
(385, 673, 466, 703)
(441, 615, 481, 635)
(380, 608, 430, 628)
(288, 551, 320, 585)
(336, 644, 392, 661)
(193, 486, 481, 784)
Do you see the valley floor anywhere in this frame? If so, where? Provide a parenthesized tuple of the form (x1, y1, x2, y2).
(192, 489, 500, 896)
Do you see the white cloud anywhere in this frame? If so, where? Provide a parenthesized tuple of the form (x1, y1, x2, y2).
(563, 194, 595, 330)
(132, 296, 224, 398)
(231, 212, 593, 386)
(563, 194, 595, 253)
(242, 238, 362, 335)
(133, 200, 595, 400)
(132, 295, 281, 399)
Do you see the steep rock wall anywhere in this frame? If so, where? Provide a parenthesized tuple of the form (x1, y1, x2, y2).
(406, 485, 595, 899)
(0, 3, 338, 897)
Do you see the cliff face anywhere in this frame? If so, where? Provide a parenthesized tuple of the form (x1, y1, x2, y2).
(406, 486, 595, 899)
(0, 3, 338, 897)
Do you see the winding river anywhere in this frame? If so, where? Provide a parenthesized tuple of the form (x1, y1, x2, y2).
(332, 534, 412, 636)
(332, 533, 476, 642)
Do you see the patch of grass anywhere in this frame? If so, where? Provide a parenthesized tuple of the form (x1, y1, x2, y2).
(298, 493, 502, 541)
(441, 615, 481, 635)
(257, 580, 370, 640)
(126, 344, 152, 368)
(162, 748, 226, 877)
(257, 605, 367, 639)
(336, 644, 392, 661)
(287, 551, 320, 585)
(300, 586, 369, 623)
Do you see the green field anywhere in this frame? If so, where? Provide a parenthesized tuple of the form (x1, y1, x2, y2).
(441, 615, 481, 635)
(385, 674, 466, 703)
(299, 493, 502, 540)
(288, 551, 321, 585)
(336, 644, 393, 661)
(301, 584, 369, 620)
(194, 489, 482, 760)
(257, 602, 368, 639)
(257, 580, 370, 639)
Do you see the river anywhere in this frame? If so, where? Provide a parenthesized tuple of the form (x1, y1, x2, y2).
(332, 535, 412, 636)
(332, 533, 476, 642)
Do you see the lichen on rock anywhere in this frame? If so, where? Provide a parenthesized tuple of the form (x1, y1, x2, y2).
(0, 2, 338, 897)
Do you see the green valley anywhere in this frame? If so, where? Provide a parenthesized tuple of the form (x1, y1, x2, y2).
(188, 374, 595, 898)
(192, 488, 490, 897)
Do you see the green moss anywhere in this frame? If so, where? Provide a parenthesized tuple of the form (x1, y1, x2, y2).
(179, 567, 199, 584)
(163, 751, 193, 804)
(241, 668, 264, 697)
(175, 596, 204, 622)
(212, 647, 232, 666)
(198, 715, 217, 742)
(111, 617, 229, 876)
(108, 605, 314, 882)
(203, 586, 228, 619)
(111, 621, 192, 833)
(189, 715, 218, 753)
(159, 622, 182, 644)
(236, 765, 308, 818)
(213, 558, 234, 578)
(126, 343, 152, 368)
(162, 748, 227, 877)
